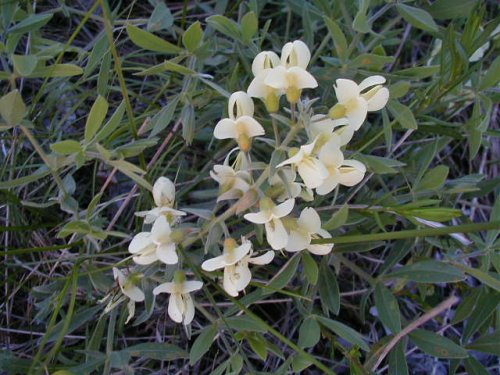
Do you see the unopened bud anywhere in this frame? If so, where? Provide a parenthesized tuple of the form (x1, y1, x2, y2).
(153, 177, 176, 207)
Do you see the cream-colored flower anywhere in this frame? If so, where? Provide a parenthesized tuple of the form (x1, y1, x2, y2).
(280, 40, 311, 69)
(202, 237, 274, 296)
(309, 114, 352, 146)
(214, 91, 264, 151)
(316, 140, 366, 195)
(267, 167, 302, 202)
(329, 76, 389, 130)
(285, 208, 333, 255)
(112, 268, 145, 323)
(248, 52, 283, 113)
(244, 198, 294, 250)
(135, 177, 186, 224)
(276, 139, 328, 190)
(128, 216, 179, 265)
(264, 65, 317, 104)
(153, 271, 203, 325)
(210, 164, 252, 201)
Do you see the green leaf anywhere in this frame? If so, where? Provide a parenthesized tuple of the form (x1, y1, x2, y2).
(389, 81, 410, 99)
(351, 53, 394, 68)
(84, 95, 108, 143)
(409, 329, 468, 358)
(463, 357, 490, 375)
(400, 208, 462, 222)
(50, 140, 82, 155)
(415, 165, 449, 191)
(387, 100, 418, 130)
(189, 325, 217, 365)
(0, 90, 26, 126)
(247, 333, 267, 360)
(263, 254, 300, 295)
(9, 13, 53, 34)
(427, 0, 478, 20)
(374, 283, 401, 333)
(396, 4, 439, 33)
(298, 317, 321, 348)
(136, 60, 196, 76)
(355, 154, 406, 174)
(479, 55, 500, 90)
(452, 288, 482, 324)
(318, 262, 340, 315)
(95, 100, 126, 143)
(352, 0, 371, 33)
(107, 159, 152, 191)
(466, 331, 500, 355)
(324, 205, 349, 230)
(147, 2, 173, 32)
(182, 21, 203, 52)
(395, 65, 440, 79)
(126, 24, 181, 54)
(0, 170, 50, 189)
(389, 341, 409, 375)
(456, 265, 500, 292)
(323, 16, 348, 61)
(462, 291, 500, 342)
(240, 11, 258, 43)
(125, 343, 187, 360)
(317, 316, 370, 351)
(180, 102, 195, 145)
(12, 54, 38, 76)
(301, 251, 318, 285)
(387, 260, 465, 283)
(206, 15, 242, 41)
(225, 315, 268, 333)
(27, 64, 83, 78)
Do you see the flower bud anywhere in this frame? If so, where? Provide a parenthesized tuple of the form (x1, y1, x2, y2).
(173, 270, 186, 284)
(153, 177, 176, 208)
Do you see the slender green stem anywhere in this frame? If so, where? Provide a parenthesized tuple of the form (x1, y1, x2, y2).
(272, 117, 280, 147)
(313, 222, 500, 245)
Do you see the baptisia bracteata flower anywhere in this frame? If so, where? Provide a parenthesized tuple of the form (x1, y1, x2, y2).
(135, 177, 186, 224)
(153, 271, 203, 325)
(111, 268, 145, 323)
(329, 76, 389, 130)
(247, 51, 283, 112)
(214, 91, 265, 152)
(265, 40, 318, 104)
(244, 198, 294, 250)
(316, 140, 366, 195)
(128, 215, 179, 265)
(210, 164, 251, 201)
(285, 207, 333, 255)
(276, 138, 329, 190)
(202, 237, 274, 296)
(308, 114, 353, 147)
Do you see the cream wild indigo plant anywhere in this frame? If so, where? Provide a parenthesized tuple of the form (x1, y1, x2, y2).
(109, 39, 389, 326)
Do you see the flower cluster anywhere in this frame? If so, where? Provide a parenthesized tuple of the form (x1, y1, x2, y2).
(110, 40, 388, 327)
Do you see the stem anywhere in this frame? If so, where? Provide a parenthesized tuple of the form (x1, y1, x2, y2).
(272, 117, 280, 147)
(313, 221, 500, 244)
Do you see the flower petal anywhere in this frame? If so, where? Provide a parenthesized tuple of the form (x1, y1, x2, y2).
(182, 280, 203, 293)
(236, 116, 265, 137)
(156, 243, 178, 265)
(264, 66, 288, 90)
(128, 232, 153, 254)
(365, 87, 389, 111)
(214, 118, 238, 139)
(265, 218, 288, 250)
(223, 267, 240, 296)
(276, 149, 305, 168)
(307, 229, 333, 255)
(358, 75, 386, 91)
(273, 198, 295, 218)
(168, 293, 184, 323)
(297, 159, 328, 189)
(233, 263, 252, 291)
(152, 176, 176, 208)
(338, 159, 366, 186)
(334, 125, 355, 146)
(201, 254, 227, 271)
(132, 247, 159, 265)
(151, 215, 171, 244)
(285, 228, 311, 252)
(334, 79, 359, 104)
(346, 97, 368, 130)
(182, 293, 195, 325)
(229, 91, 254, 120)
(252, 51, 280, 76)
(281, 40, 311, 69)
(123, 284, 145, 302)
(125, 299, 135, 324)
(316, 173, 340, 196)
(244, 210, 273, 224)
(319, 142, 344, 168)
(298, 207, 321, 233)
(247, 71, 269, 99)
(225, 241, 252, 265)
(288, 67, 318, 89)
(153, 282, 176, 295)
(248, 250, 275, 265)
